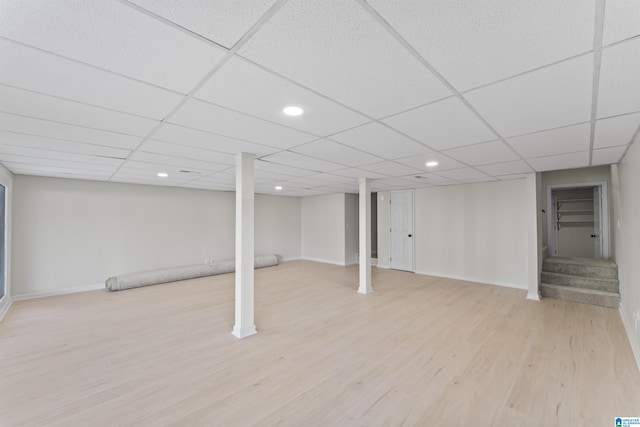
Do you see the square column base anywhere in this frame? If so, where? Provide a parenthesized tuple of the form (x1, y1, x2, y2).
(232, 324, 257, 339)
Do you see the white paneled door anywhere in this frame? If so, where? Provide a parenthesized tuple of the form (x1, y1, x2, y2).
(390, 190, 414, 272)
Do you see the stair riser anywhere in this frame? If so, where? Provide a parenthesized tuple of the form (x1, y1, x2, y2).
(540, 285, 620, 308)
(541, 272, 619, 293)
(542, 262, 618, 279)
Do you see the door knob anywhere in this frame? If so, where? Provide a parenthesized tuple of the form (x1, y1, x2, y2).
(408, 234, 412, 237)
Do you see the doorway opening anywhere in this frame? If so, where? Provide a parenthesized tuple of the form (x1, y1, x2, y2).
(547, 182, 609, 259)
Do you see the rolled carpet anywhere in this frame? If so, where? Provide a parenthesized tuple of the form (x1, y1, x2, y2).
(105, 254, 279, 291)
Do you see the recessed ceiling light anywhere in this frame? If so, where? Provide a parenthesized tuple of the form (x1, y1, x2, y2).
(425, 161, 439, 167)
(274, 185, 283, 190)
(283, 106, 304, 116)
(157, 172, 169, 178)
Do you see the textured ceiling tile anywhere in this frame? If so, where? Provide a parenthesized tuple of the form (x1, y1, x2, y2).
(476, 160, 533, 176)
(139, 140, 235, 165)
(442, 140, 519, 166)
(594, 113, 640, 149)
(260, 151, 345, 172)
(129, 151, 230, 172)
(0, 0, 225, 92)
(465, 54, 593, 138)
(195, 57, 368, 136)
(291, 139, 381, 167)
(506, 123, 591, 159)
(330, 122, 430, 159)
(592, 146, 629, 165)
(383, 97, 496, 150)
(527, 151, 590, 171)
(602, 0, 640, 45)
(0, 131, 130, 159)
(434, 167, 488, 181)
(394, 153, 466, 172)
(359, 161, 423, 177)
(368, 0, 594, 91)
(597, 39, 640, 118)
(238, 0, 451, 118)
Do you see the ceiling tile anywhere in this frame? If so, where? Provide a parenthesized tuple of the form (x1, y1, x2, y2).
(291, 139, 381, 167)
(0, 0, 225, 92)
(330, 168, 388, 180)
(0, 131, 130, 159)
(238, 0, 451, 118)
(383, 97, 496, 150)
(602, 0, 640, 45)
(128, 151, 230, 172)
(506, 123, 591, 158)
(302, 173, 354, 184)
(111, 171, 190, 185)
(597, 39, 640, 118)
(255, 159, 315, 177)
(0, 154, 119, 172)
(359, 161, 423, 177)
(400, 173, 459, 185)
(465, 54, 593, 137)
(0, 39, 182, 119)
(0, 112, 142, 150)
(122, 160, 230, 176)
(443, 140, 519, 166)
(476, 160, 533, 176)
(195, 57, 368, 136)
(0, 145, 125, 166)
(527, 151, 590, 171)
(592, 146, 628, 165)
(3, 162, 113, 179)
(152, 123, 279, 157)
(594, 113, 640, 149)
(0, 85, 158, 136)
(128, 0, 277, 48)
(169, 99, 313, 149)
(394, 153, 466, 172)
(329, 122, 430, 159)
(371, 177, 417, 189)
(260, 151, 344, 173)
(368, 0, 595, 91)
(139, 140, 235, 165)
(434, 167, 489, 181)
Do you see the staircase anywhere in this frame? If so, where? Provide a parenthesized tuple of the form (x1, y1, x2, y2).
(540, 257, 620, 308)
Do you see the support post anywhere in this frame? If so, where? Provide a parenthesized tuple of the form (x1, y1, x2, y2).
(232, 153, 257, 338)
(526, 172, 541, 301)
(358, 177, 373, 294)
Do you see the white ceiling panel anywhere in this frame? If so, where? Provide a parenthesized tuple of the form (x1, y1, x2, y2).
(111, 171, 191, 184)
(128, 0, 277, 48)
(255, 160, 315, 177)
(260, 151, 344, 173)
(128, 151, 230, 172)
(302, 173, 354, 184)
(368, 0, 594, 91)
(0, 112, 142, 150)
(394, 153, 466, 172)
(383, 97, 496, 150)
(465, 54, 593, 137)
(507, 123, 591, 159)
(592, 146, 629, 165)
(3, 162, 112, 179)
(0, 39, 182, 119)
(0, 154, 119, 172)
(110, 175, 192, 187)
(291, 139, 381, 167)
(169, 99, 313, 149)
(476, 160, 533, 176)
(443, 140, 519, 166)
(434, 167, 489, 181)
(527, 151, 590, 171)
(331, 168, 388, 180)
(0, 0, 225, 93)
(152, 123, 279, 157)
(602, 0, 640, 45)
(195, 57, 368, 136)
(238, 0, 451, 118)
(359, 161, 423, 177)
(0, 131, 130, 159)
(139, 140, 235, 165)
(400, 173, 459, 185)
(597, 39, 640, 119)
(372, 177, 417, 188)
(0, 145, 125, 166)
(594, 113, 640, 149)
(121, 160, 229, 176)
(329, 122, 430, 160)
(0, 85, 158, 137)
(116, 166, 205, 181)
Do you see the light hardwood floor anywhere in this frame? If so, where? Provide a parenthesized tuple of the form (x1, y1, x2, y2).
(1, 260, 638, 426)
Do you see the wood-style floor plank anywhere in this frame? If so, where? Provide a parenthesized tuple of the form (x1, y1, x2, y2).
(1, 260, 638, 426)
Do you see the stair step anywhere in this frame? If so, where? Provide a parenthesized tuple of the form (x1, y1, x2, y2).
(540, 283, 620, 308)
(542, 257, 618, 279)
(541, 271, 619, 293)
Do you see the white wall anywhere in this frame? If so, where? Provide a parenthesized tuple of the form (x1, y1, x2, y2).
(376, 192, 390, 268)
(11, 176, 301, 296)
(301, 193, 346, 265)
(344, 193, 359, 265)
(612, 137, 640, 369)
(414, 180, 529, 289)
(0, 164, 12, 320)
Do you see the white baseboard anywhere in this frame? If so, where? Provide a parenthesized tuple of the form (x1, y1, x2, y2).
(527, 292, 541, 301)
(0, 296, 13, 322)
(376, 263, 390, 269)
(371, 258, 378, 267)
(12, 283, 105, 301)
(415, 270, 527, 291)
(620, 305, 640, 373)
(300, 256, 347, 267)
(280, 256, 302, 262)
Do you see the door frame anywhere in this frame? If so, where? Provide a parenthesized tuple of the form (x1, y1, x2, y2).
(389, 189, 415, 272)
(546, 181, 609, 259)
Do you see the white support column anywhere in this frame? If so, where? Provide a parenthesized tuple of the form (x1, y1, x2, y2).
(232, 153, 257, 338)
(358, 177, 373, 294)
(526, 172, 541, 301)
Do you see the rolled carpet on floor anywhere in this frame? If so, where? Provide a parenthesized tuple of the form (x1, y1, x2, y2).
(105, 254, 279, 291)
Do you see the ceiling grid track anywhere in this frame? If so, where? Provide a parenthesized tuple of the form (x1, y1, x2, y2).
(588, 0, 607, 166)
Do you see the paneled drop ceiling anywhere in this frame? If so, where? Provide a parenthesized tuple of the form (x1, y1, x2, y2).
(0, 0, 639, 196)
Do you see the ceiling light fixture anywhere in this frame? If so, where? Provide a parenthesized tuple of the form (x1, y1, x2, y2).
(425, 161, 439, 167)
(157, 172, 169, 178)
(283, 106, 304, 116)
(275, 185, 283, 190)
